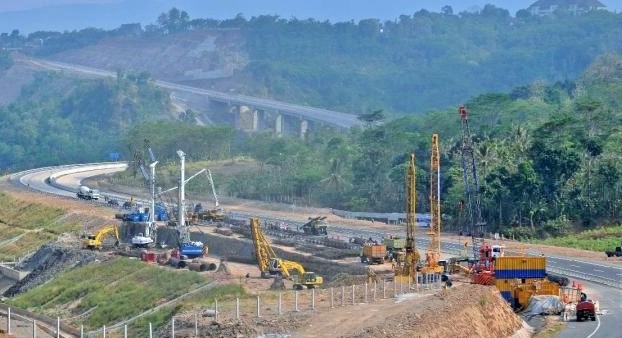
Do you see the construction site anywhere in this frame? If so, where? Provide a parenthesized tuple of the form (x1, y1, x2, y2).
(0, 106, 613, 337)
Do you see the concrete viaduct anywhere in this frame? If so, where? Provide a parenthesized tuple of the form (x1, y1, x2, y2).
(156, 81, 363, 138)
(22, 57, 363, 138)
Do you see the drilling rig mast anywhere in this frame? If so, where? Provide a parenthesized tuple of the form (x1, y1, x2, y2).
(422, 134, 443, 274)
(395, 153, 420, 281)
(458, 105, 486, 262)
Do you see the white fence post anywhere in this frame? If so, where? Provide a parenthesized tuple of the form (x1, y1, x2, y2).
(32, 319, 36, 338)
(236, 298, 240, 320)
(256, 295, 261, 318)
(295, 291, 300, 312)
(330, 287, 334, 308)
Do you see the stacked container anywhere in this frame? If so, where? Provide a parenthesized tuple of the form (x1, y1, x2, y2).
(495, 256, 546, 278)
(494, 256, 550, 308)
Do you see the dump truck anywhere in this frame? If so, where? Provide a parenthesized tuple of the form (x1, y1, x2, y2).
(382, 236, 405, 262)
(360, 243, 386, 264)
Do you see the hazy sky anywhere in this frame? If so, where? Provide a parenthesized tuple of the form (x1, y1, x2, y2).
(0, 0, 620, 34)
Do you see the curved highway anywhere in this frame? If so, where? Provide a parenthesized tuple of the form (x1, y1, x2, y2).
(20, 57, 362, 129)
(8, 163, 622, 338)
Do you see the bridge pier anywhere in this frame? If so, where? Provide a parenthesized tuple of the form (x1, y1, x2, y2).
(300, 119, 309, 140)
(275, 114, 283, 137)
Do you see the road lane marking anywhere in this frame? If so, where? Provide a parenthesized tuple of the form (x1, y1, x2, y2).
(586, 313, 601, 338)
(593, 269, 604, 273)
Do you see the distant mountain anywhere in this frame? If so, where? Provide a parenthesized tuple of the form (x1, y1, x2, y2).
(3, 0, 619, 35)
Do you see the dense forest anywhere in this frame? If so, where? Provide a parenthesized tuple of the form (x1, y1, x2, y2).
(0, 6, 621, 238)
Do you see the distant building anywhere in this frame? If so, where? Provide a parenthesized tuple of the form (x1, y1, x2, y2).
(527, 0, 606, 15)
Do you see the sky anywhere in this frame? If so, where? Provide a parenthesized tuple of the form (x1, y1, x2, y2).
(0, 0, 620, 35)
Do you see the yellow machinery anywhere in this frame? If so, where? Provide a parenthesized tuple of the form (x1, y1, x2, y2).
(394, 154, 420, 282)
(82, 224, 120, 250)
(271, 258, 323, 289)
(421, 134, 444, 274)
(250, 218, 323, 289)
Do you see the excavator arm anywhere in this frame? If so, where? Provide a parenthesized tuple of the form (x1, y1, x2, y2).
(84, 224, 120, 249)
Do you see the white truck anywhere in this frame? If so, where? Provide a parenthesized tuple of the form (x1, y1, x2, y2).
(76, 185, 101, 200)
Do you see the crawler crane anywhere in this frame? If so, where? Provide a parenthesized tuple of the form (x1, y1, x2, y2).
(459, 105, 495, 282)
(250, 217, 323, 289)
(394, 154, 420, 282)
(421, 134, 444, 274)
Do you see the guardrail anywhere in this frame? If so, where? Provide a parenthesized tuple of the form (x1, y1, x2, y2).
(547, 266, 621, 289)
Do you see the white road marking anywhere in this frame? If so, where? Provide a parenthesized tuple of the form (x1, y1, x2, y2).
(586, 313, 601, 338)
(593, 269, 604, 273)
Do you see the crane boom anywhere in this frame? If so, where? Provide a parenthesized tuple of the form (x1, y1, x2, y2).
(458, 105, 486, 261)
(206, 169, 219, 207)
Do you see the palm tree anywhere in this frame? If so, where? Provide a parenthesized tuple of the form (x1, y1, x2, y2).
(321, 158, 349, 192)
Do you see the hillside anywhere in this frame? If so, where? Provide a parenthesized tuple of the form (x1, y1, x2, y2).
(1, 6, 618, 114)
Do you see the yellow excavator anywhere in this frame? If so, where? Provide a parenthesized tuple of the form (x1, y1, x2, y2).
(82, 224, 120, 250)
(250, 217, 323, 289)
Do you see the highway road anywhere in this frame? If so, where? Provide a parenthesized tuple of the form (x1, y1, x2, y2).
(20, 57, 362, 129)
(8, 163, 622, 338)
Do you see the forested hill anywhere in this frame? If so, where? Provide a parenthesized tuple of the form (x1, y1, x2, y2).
(1, 5, 621, 114)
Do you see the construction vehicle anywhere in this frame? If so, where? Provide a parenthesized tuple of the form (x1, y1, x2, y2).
(360, 243, 386, 264)
(394, 154, 421, 282)
(576, 300, 596, 321)
(421, 134, 444, 275)
(76, 185, 101, 200)
(605, 246, 622, 257)
(382, 235, 405, 262)
(301, 216, 328, 235)
(250, 217, 323, 289)
(176, 150, 206, 258)
(202, 169, 226, 221)
(458, 105, 492, 279)
(82, 224, 120, 250)
(272, 258, 323, 289)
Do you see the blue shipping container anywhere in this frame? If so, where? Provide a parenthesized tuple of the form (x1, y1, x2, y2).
(495, 269, 546, 279)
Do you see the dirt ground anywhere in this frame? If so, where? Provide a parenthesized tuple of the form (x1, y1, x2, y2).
(0, 177, 611, 337)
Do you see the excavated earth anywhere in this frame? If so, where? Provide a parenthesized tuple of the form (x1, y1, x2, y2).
(0, 178, 576, 337)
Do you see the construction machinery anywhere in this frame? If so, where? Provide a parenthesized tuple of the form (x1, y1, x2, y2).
(421, 134, 444, 274)
(82, 224, 120, 250)
(360, 243, 387, 264)
(176, 150, 206, 258)
(301, 216, 328, 235)
(250, 217, 323, 289)
(394, 154, 420, 282)
(458, 105, 490, 269)
(272, 258, 323, 289)
(202, 169, 226, 221)
(76, 185, 101, 200)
